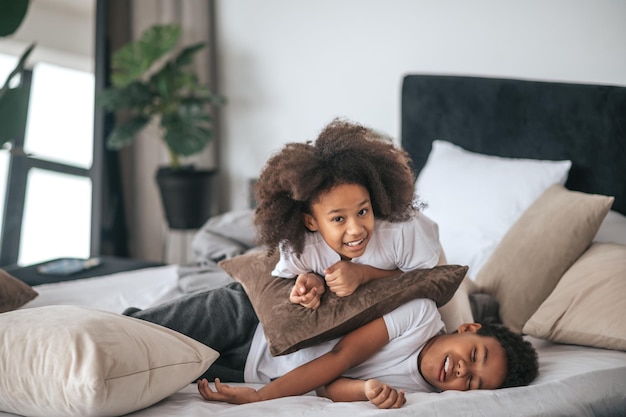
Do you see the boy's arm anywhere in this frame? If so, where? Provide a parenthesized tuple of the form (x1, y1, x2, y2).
(317, 378, 406, 409)
(316, 377, 368, 402)
(197, 316, 390, 404)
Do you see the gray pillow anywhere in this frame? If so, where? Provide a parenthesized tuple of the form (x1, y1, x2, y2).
(192, 209, 256, 262)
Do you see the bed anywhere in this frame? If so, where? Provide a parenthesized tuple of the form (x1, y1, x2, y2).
(2, 74, 626, 417)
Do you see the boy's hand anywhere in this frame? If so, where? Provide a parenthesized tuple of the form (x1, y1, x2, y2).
(324, 261, 367, 297)
(289, 273, 325, 309)
(364, 379, 406, 409)
(197, 378, 259, 404)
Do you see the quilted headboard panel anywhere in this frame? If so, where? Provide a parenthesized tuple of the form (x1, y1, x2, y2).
(401, 75, 626, 215)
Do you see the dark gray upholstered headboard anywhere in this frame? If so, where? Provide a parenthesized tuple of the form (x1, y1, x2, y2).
(401, 74, 626, 216)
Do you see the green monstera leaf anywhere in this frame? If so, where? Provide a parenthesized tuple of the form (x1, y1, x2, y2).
(0, 43, 35, 148)
(0, 0, 32, 148)
(0, 0, 30, 37)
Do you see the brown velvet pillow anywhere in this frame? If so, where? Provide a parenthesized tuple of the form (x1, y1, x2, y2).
(219, 250, 467, 356)
(0, 269, 38, 313)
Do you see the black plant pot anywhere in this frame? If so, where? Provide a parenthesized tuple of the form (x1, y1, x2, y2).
(155, 166, 217, 230)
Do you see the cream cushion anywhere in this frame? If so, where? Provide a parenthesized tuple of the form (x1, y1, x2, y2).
(0, 306, 219, 417)
(475, 185, 613, 333)
(524, 243, 626, 351)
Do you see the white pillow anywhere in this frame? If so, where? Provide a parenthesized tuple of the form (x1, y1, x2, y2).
(0, 306, 219, 417)
(415, 140, 571, 278)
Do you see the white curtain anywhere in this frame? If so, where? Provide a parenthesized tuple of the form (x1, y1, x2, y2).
(121, 0, 218, 263)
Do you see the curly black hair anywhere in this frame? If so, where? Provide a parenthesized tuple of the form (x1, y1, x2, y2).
(254, 118, 419, 256)
(477, 323, 539, 388)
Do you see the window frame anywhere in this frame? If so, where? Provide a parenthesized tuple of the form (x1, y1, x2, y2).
(0, 66, 99, 266)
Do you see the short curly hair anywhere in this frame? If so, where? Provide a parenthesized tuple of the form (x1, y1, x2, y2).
(254, 118, 419, 256)
(477, 323, 539, 388)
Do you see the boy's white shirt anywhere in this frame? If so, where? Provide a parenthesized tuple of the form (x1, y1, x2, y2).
(271, 213, 443, 278)
(244, 298, 445, 393)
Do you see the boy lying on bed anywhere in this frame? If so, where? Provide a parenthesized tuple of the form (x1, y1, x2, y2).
(124, 282, 538, 409)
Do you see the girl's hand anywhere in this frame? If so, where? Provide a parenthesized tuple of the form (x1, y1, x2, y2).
(324, 261, 366, 297)
(197, 378, 260, 404)
(364, 379, 406, 409)
(289, 273, 325, 309)
(325, 262, 401, 297)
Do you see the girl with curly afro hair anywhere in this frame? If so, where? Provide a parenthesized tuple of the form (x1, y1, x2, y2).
(254, 119, 446, 309)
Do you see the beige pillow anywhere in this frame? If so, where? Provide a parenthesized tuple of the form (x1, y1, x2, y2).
(0, 269, 38, 313)
(219, 250, 467, 356)
(0, 306, 219, 417)
(476, 185, 613, 333)
(523, 243, 626, 350)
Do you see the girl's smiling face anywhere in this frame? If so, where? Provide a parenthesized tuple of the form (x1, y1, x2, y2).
(303, 183, 375, 260)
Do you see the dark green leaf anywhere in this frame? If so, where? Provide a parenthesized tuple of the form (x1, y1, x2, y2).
(174, 42, 206, 67)
(97, 81, 154, 112)
(111, 24, 181, 88)
(0, 85, 29, 147)
(161, 103, 213, 156)
(106, 116, 150, 150)
(148, 59, 195, 98)
(0, 0, 30, 36)
(1, 43, 35, 91)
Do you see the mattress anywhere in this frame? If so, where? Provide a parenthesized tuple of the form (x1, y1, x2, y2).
(6, 265, 626, 417)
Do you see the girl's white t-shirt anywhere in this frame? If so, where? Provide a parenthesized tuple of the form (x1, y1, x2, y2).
(272, 213, 442, 278)
(244, 298, 445, 393)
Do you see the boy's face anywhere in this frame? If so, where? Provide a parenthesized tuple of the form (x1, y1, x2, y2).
(418, 323, 507, 392)
(303, 183, 375, 260)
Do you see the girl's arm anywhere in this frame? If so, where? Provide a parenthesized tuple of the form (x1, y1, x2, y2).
(324, 248, 448, 297)
(324, 262, 400, 296)
(316, 378, 406, 409)
(438, 249, 448, 265)
(197, 316, 390, 404)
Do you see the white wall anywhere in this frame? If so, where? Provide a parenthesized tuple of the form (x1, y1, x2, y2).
(215, 0, 626, 211)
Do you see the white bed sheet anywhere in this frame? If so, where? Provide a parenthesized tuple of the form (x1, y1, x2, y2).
(7, 267, 626, 417)
(20, 265, 182, 313)
(126, 338, 626, 417)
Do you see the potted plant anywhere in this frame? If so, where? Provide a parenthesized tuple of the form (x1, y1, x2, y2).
(97, 23, 224, 229)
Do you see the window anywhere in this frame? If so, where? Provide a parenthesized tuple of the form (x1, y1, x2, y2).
(0, 53, 95, 266)
(24, 63, 94, 169)
(0, 55, 15, 240)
